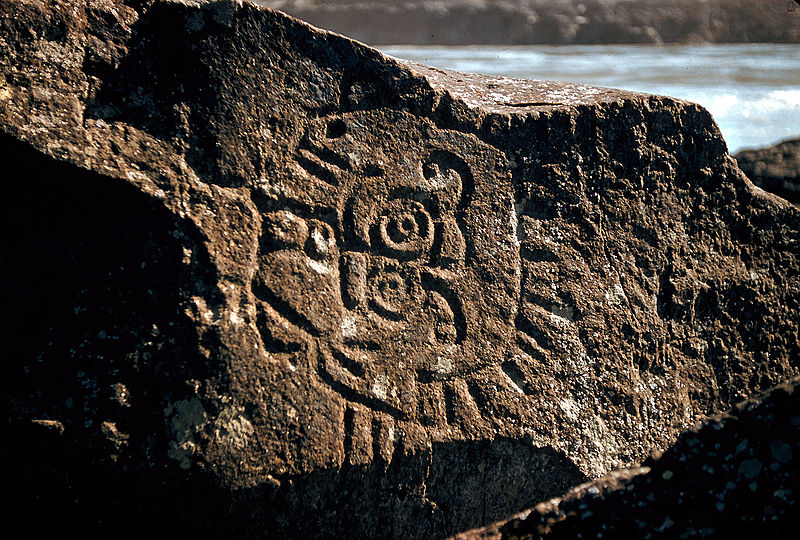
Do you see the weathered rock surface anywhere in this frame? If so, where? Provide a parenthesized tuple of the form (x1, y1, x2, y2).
(734, 137, 800, 204)
(457, 377, 800, 539)
(258, 0, 800, 45)
(2, 0, 799, 538)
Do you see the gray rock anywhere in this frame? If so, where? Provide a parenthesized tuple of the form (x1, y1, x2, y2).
(1, 0, 799, 537)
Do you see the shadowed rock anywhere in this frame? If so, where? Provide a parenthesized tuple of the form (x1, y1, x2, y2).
(734, 137, 800, 204)
(458, 377, 800, 539)
(1, 0, 799, 538)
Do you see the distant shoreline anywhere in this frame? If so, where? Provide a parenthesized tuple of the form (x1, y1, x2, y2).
(377, 43, 800, 155)
(258, 0, 800, 46)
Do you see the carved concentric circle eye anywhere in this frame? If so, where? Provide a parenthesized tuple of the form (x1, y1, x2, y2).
(378, 199, 433, 257)
(369, 271, 410, 320)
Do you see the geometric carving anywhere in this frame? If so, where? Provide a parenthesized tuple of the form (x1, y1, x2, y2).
(253, 109, 519, 423)
(9, 1, 800, 535)
(375, 198, 433, 258)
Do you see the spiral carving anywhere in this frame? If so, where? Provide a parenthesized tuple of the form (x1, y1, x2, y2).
(377, 199, 433, 257)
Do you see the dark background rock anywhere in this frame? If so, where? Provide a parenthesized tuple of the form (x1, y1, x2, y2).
(734, 138, 800, 204)
(257, 0, 800, 45)
(2, 0, 799, 538)
(460, 376, 800, 539)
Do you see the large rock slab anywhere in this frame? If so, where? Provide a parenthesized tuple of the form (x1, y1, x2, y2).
(2, 0, 799, 537)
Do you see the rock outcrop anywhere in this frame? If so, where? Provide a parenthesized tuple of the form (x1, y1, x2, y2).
(735, 138, 800, 204)
(258, 0, 800, 45)
(2, 0, 799, 538)
(457, 377, 800, 539)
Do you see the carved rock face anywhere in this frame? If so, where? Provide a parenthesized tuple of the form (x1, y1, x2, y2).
(2, 1, 799, 538)
(254, 110, 518, 421)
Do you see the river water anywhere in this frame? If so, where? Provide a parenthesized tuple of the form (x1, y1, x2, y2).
(379, 44, 800, 154)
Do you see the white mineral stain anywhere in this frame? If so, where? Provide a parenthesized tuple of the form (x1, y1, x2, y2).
(606, 283, 628, 305)
(433, 356, 453, 375)
(341, 314, 358, 338)
(214, 406, 255, 450)
(372, 375, 389, 401)
(509, 206, 521, 247)
(307, 259, 331, 275)
(559, 397, 580, 421)
(192, 296, 219, 324)
(309, 227, 333, 257)
(126, 170, 149, 183)
(229, 309, 243, 326)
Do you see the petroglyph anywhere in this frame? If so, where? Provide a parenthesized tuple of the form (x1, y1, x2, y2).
(253, 110, 592, 427)
(252, 110, 520, 423)
(8, 1, 800, 537)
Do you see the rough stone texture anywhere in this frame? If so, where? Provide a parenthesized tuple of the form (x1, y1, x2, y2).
(1, 0, 799, 538)
(456, 377, 800, 539)
(734, 137, 800, 204)
(258, 0, 800, 45)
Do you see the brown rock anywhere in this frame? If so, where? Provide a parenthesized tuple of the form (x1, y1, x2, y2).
(1, 0, 799, 538)
(460, 377, 800, 539)
(257, 0, 800, 45)
(734, 137, 800, 204)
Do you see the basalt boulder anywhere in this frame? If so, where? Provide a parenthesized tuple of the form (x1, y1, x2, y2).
(1, 0, 799, 538)
(734, 137, 800, 204)
(459, 376, 800, 539)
